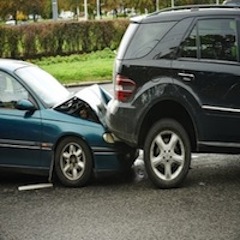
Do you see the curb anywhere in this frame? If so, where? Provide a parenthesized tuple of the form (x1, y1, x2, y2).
(64, 80, 112, 88)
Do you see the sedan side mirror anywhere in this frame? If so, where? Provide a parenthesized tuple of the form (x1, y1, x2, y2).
(15, 99, 36, 111)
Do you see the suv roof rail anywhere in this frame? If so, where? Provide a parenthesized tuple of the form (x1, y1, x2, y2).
(148, 4, 240, 16)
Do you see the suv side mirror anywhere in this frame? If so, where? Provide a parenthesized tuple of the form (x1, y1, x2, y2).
(15, 99, 36, 111)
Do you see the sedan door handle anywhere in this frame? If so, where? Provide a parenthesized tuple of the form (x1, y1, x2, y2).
(178, 72, 195, 82)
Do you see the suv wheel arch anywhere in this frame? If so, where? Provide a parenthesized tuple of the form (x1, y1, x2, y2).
(138, 100, 197, 151)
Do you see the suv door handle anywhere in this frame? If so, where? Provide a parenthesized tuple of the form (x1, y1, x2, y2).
(178, 72, 195, 82)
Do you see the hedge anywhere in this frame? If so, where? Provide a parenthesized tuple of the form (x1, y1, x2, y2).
(0, 19, 129, 60)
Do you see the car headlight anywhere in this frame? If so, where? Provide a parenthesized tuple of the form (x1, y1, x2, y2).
(103, 132, 120, 144)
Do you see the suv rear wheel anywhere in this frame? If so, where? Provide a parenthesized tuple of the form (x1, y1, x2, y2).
(144, 119, 191, 189)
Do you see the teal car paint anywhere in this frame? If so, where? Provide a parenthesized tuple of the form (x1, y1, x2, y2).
(0, 59, 137, 187)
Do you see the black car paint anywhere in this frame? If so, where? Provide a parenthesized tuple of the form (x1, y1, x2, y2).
(107, 7, 240, 154)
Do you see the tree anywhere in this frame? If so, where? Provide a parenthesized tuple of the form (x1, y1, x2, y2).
(0, 0, 19, 21)
(0, 0, 225, 22)
(22, 0, 48, 21)
(0, 0, 49, 22)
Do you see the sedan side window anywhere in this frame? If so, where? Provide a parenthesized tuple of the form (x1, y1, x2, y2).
(0, 72, 29, 109)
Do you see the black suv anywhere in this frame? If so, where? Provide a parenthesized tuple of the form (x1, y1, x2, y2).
(107, 5, 240, 188)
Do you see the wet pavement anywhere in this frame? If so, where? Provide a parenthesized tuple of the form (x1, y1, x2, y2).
(0, 153, 240, 240)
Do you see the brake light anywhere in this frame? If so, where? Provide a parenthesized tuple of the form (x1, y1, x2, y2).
(115, 74, 136, 102)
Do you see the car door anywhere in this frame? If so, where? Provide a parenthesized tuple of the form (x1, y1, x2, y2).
(172, 17, 240, 143)
(0, 71, 43, 167)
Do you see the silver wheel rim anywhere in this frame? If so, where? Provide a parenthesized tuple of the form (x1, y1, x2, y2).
(150, 130, 185, 181)
(60, 142, 86, 181)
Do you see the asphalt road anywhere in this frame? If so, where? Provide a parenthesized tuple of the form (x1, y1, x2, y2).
(1, 84, 240, 240)
(0, 153, 240, 240)
(68, 82, 114, 95)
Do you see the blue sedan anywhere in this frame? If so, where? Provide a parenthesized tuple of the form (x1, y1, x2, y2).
(0, 59, 137, 187)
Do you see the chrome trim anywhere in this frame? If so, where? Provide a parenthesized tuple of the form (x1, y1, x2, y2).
(198, 141, 240, 148)
(178, 72, 195, 81)
(94, 152, 117, 156)
(202, 105, 240, 113)
(0, 143, 40, 150)
(92, 146, 118, 155)
(0, 139, 53, 151)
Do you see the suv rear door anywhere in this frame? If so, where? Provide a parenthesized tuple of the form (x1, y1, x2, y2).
(172, 17, 240, 145)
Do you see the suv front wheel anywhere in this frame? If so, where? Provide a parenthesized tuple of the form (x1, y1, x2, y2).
(144, 119, 191, 189)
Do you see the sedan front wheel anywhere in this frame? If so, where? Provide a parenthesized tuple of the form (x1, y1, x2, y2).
(55, 137, 93, 187)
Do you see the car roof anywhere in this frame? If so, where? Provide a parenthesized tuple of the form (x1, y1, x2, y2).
(0, 59, 33, 72)
(131, 5, 240, 24)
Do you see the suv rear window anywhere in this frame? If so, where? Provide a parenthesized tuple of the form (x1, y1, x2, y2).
(180, 18, 238, 62)
(118, 21, 176, 60)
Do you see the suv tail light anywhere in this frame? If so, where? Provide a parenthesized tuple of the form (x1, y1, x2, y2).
(115, 74, 136, 102)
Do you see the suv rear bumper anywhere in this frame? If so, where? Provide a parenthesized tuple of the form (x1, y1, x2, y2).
(106, 100, 138, 147)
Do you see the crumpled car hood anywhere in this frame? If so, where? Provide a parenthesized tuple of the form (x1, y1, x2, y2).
(54, 84, 112, 127)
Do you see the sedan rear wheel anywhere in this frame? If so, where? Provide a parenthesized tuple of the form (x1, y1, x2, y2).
(55, 137, 93, 187)
(144, 119, 191, 189)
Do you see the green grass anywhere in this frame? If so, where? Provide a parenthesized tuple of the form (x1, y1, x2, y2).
(30, 48, 115, 84)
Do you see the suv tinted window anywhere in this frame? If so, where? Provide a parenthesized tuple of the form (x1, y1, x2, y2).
(123, 21, 176, 59)
(154, 17, 194, 59)
(180, 26, 197, 58)
(180, 19, 238, 62)
(117, 23, 139, 60)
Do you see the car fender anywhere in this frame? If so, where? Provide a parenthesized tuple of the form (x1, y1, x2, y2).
(132, 78, 202, 148)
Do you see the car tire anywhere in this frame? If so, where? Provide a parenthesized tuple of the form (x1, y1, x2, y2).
(54, 137, 93, 187)
(144, 119, 191, 189)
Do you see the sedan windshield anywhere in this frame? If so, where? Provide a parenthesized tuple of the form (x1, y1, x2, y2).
(15, 66, 70, 107)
